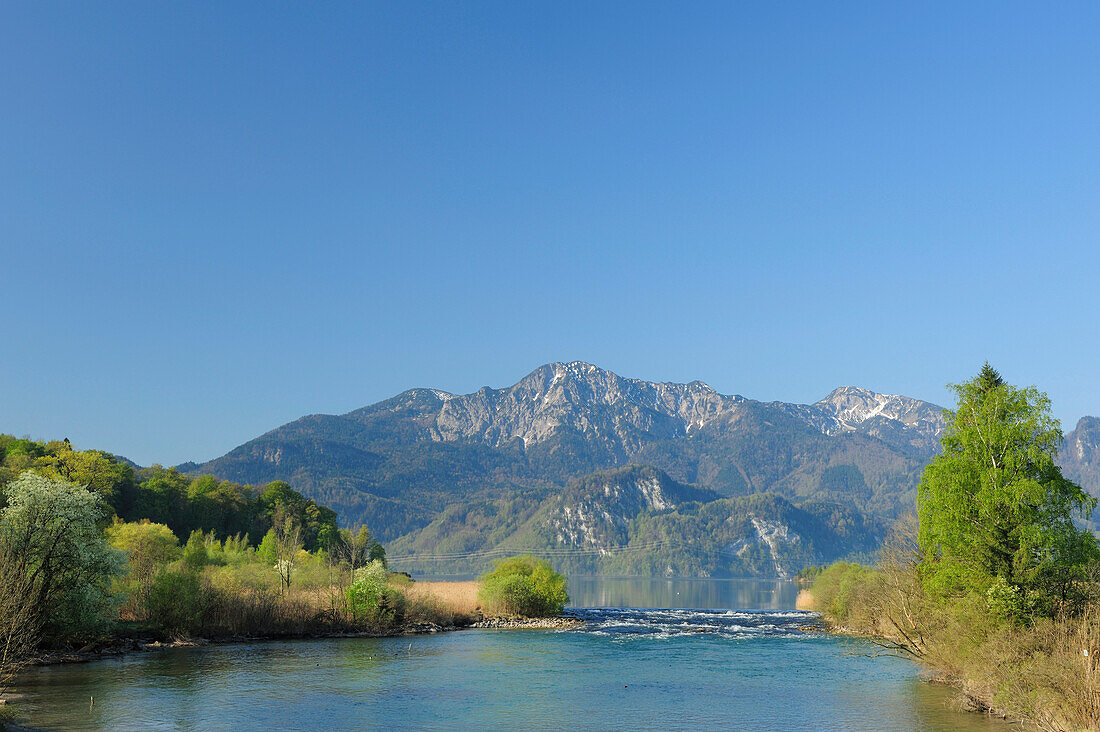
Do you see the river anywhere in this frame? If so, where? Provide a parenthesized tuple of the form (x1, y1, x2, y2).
(11, 579, 1008, 730)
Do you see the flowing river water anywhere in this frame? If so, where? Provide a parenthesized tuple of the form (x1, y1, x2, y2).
(12, 579, 1011, 731)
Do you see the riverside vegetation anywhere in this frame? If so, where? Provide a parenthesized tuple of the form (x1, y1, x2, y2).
(0, 435, 569, 719)
(807, 366, 1100, 732)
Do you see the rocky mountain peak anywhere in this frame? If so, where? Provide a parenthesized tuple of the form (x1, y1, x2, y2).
(810, 385, 946, 437)
(346, 363, 947, 456)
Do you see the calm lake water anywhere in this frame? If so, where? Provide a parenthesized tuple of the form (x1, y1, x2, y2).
(13, 579, 1009, 731)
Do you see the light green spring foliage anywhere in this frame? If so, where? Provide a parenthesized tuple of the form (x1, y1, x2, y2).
(182, 529, 210, 570)
(478, 555, 568, 617)
(106, 520, 182, 587)
(809, 562, 882, 626)
(917, 364, 1099, 619)
(257, 528, 278, 565)
(345, 560, 404, 624)
(341, 525, 386, 568)
(0, 472, 126, 641)
(106, 520, 182, 565)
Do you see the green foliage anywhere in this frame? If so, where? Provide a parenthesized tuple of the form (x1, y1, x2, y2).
(33, 443, 137, 509)
(478, 556, 568, 617)
(917, 364, 1099, 619)
(0, 472, 126, 642)
(182, 530, 210, 570)
(345, 560, 405, 625)
(985, 575, 1028, 624)
(144, 570, 206, 635)
(107, 520, 182, 563)
(257, 529, 278, 565)
(0, 437, 342, 556)
(809, 561, 881, 625)
(106, 520, 182, 580)
(0, 436, 392, 647)
(796, 564, 825, 583)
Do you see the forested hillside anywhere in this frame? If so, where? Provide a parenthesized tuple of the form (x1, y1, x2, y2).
(0, 434, 340, 550)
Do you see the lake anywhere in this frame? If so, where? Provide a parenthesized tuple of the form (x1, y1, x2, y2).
(12, 579, 1008, 731)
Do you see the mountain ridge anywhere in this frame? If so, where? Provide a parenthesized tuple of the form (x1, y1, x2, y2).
(184, 362, 1098, 575)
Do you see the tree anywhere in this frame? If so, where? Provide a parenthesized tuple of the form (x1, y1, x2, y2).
(917, 364, 1099, 618)
(106, 519, 182, 583)
(33, 445, 135, 512)
(130, 466, 191, 529)
(338, 525, 385, 574)
(106, 520, 183, 619)
(0, 472, 126, 642)
(271, 517, 302, 592)
(182, 529, 210, 570)
(0, 544, 38, 696)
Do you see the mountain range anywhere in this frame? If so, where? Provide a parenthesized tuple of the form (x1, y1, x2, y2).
(183, 362, 1100, 577)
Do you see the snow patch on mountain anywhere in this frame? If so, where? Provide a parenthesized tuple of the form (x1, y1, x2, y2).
(352, 362, 945, 459)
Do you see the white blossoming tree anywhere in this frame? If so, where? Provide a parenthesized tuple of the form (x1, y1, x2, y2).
(0, 472, 126, 643)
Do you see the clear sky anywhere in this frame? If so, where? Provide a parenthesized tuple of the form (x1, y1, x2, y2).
(3, 2, 1099, 466)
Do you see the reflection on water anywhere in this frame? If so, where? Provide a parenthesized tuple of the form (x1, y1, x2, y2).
(567, 577, 799, 610)
(13, 579, 1008, 732)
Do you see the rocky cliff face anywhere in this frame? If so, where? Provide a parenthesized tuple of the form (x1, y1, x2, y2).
(779, 385, 946, 456)
(345, 361, 943, 460)
(543, 466, 718, 554)
(1060, 417, 1100, 528)
(349, 361, 742, 455)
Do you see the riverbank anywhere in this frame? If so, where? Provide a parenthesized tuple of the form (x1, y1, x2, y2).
(23, 605, 586, 669)
(25, 619, 467, 668)
(470, 616, 585, 629)
(806, 563, 1100, 732)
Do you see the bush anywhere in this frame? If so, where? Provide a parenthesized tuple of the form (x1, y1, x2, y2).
(809, 561, 881, 629)
(346, 560, 405, 626)
(478, 556, 568, 617)
(144, 570, 206, 635)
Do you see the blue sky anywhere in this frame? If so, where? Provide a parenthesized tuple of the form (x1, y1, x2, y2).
(3, 2, 1099, 466)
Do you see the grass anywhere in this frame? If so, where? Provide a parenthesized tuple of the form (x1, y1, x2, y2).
(400, 580, 481, 620)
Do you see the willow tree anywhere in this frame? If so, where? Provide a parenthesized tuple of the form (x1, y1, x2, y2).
(917, 364, 1098, 618)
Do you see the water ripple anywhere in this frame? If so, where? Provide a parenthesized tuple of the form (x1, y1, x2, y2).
(565, 607, 821, 641)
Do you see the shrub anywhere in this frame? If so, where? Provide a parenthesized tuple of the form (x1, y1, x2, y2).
(478, 555, 568, 617)
(346, 560, 405, 626)
(809, 561, 881, 629)
(144, 570, 206, 635)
